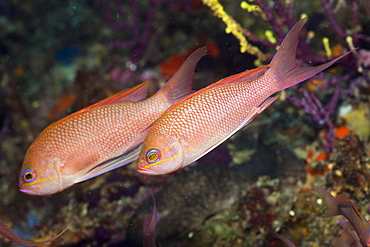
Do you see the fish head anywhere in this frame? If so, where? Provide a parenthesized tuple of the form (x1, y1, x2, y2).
(137, 133, 184, 175)
(19, 148, 70, 196)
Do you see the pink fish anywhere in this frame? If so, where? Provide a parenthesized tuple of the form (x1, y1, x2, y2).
(315, 187, 370, 246)
(136, 18, 352, 175)
(0, 219, 71, 246)
(142, 189, 160, 247)
(273, 233, 297, 247)
(19, 48, 206, 195)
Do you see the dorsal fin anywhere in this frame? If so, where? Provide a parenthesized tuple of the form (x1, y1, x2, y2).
(216, 65, 268, 85)
(47, 81, 150, 128)
(167, 65, 268, 111)
(87, 80, 150, 109)
(155, 47, 207, 104)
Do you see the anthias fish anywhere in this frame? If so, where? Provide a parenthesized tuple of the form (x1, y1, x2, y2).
(19, 48, 206, 195)
(137, 18, 352, 175)
(143, 189, 160, 247)
(0, 219, 71, 246)
(315, 187, 370, 246)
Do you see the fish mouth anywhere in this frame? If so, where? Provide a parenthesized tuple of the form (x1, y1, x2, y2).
(137, 168, 159, 175)
(19, 188, 39, 195)
(19, 181, 40, 195)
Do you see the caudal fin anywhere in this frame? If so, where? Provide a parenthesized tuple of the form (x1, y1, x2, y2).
(266, 17, 352, 91)
(158, 47, 206, 104)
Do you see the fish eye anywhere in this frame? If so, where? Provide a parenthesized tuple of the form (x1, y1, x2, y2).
(146, 149, 161, 163)
(22, 169, 36, 183)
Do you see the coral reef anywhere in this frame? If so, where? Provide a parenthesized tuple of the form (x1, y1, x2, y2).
(0, 0, 369, 246)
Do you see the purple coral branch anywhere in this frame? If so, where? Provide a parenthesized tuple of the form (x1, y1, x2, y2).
(319, 0, 347, 39)
(351, 1, 360, 27)
(98, 0, 141, 49)
(287, 0, 295, 20)
(253, 0, 285, 41)
(286, 73, 357, 153)
(272, 0, 295, 28)
(287, 87, 333, 152)
(97, 0, 159, 84)
(98, 0, 137, 31)
(319, 0, 370, 46)
(240, 29, 276, 48)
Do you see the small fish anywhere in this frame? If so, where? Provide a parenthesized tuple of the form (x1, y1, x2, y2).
(19, 48, 206, 195)
(136, 18, 352, 175)
(143, 189, 160, 247)
(273, 233, 297, 247)
(315, 187, 370, 247)
(0, 219, 71, 246)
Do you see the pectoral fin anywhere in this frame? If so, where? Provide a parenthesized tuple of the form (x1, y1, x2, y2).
(76, 145, 142, 183)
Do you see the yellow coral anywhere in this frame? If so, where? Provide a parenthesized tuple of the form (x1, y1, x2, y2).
(322, 37, 332, 59)
(240, 1, 266, 19)
(265, 30, 276, 44)
(201, 0, 266, 60)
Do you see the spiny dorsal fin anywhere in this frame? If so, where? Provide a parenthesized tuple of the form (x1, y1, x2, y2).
(47, 81, 150, 128)
(167, 65, 268, 112)
(87, 80, 150, 109)
(157, 47, 207, 104)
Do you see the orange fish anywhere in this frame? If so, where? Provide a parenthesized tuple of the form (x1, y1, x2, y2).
(19, 48, 206, 195)
(137, 18, 352, 175)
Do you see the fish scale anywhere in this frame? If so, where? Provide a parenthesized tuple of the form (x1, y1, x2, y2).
(152, 80, 275, 162)
(25, 103, 148, 176)
(19, 47, 207, 195)
(137, 18, 353, 175)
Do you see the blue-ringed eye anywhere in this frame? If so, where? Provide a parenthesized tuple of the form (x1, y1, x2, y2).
(146, 149, 160, 163)
(22, 169, 36, 183)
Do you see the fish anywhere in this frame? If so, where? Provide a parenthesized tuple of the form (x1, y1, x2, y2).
(0, 219, 71, 246)
(142, 189, 160, 247)
(19, 47, 206, 195)
(273, 233, 297, 247)
(125, 164, 252, 246)
(315, 187, 370, 247)
(136, 17, 352, 175)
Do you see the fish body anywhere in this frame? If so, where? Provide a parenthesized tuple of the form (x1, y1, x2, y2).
(143, 189, 160, 247)
(19, 48, 206, 195)
(315, 187, 370, 246)
(0, 219, 71, 246)
(137, 18, 352, 175)
(273, 233, 297, 247)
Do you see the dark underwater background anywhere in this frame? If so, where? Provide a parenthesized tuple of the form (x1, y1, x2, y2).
(0, 0, 369, 246)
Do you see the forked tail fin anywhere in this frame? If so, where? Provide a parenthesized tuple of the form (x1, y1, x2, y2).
(266, 17, 352, 91)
